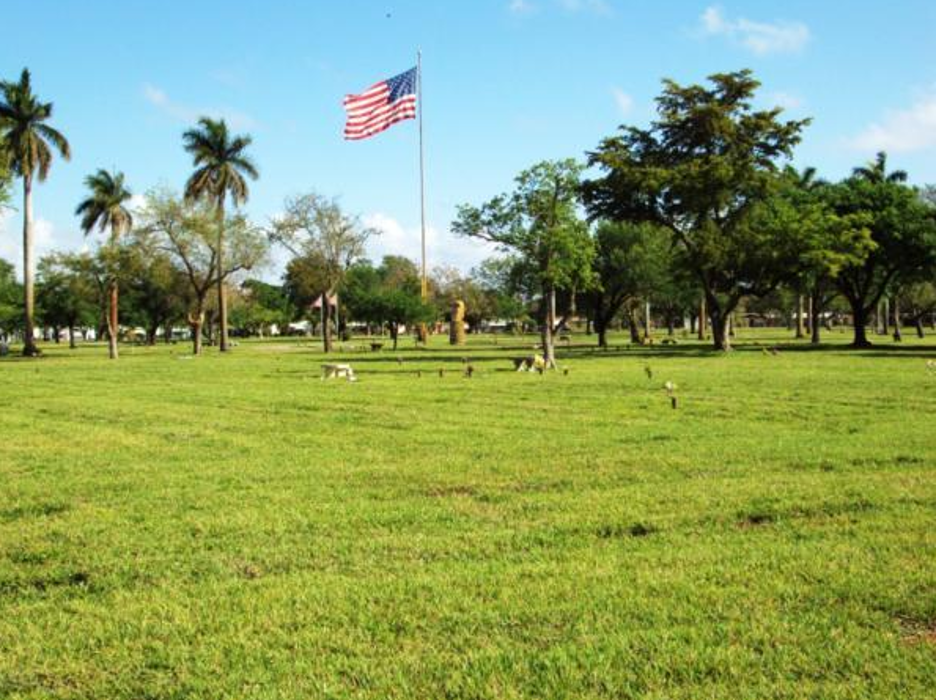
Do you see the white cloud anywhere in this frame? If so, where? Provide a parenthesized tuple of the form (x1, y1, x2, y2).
(611, 87, 633, 116)
(362, 213, 495, 272)
(0, 213, 57, 281)
(508, 0, 536, 14)
(558, 0, 612, 15)
(509, 0, 612, 16)
(142, 83, 257, 131)
(769, 91, 804, 111)
(128, 193, 148, 215)
(848, 89, 936, 154)
(700, 6, 810, 55)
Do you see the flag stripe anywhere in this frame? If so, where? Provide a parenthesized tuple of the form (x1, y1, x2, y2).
(344, 110, 416, 140)
(344, 103, 416, 134)
(345, 95, 416, 126)
(343, 67, 417, 141)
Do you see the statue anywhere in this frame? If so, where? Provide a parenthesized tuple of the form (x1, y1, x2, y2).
(450, 300, 466, 345)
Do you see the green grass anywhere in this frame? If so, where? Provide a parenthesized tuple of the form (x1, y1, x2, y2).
(1, 329, 935, 699)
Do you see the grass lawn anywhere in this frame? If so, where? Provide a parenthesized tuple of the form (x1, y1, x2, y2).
(1, 329, 934, 699)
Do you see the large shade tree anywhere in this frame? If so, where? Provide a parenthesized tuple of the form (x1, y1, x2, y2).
(779, 166, 873, 344)
(183, 117, 258, 353)
(825, 153, 936, 347)
(583, 70, 809, 350)
(138, 190, 267, 355)
(0, 68, 71, 356)
(75, 169, 133, 359)
(269, 193, 374, 352)
(585, 221, 677, 348)
(36, 252, 98, 349)
(342, 257, 435, 350)
(453, 159, 594, 367)
(121, 244, 187, 345)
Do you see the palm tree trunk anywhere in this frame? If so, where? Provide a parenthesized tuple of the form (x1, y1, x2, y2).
(216, 200, 229, 352)
(107, 279, 119, 360)
(22, 174, 38, 356)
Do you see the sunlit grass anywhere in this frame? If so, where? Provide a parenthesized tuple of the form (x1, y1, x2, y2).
(1, 329, 934, 699)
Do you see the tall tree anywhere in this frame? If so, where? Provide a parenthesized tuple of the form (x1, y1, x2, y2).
(121, 244, 187, 345)
(342, 258, 435, 350)
(36, 252, 98, 348)
(583, 70, 809, 350)
(138, 190, 267, 355)
(0, 257, 22, 342)
(0, 69, 71, 356)
(269, 193, 373, 352)
(585, 221, 675, 348)
(183, 117, 258, 353)
(825, 154, 936, 347)
(780, 167, 874, 345)
(453, 159, 594, 367)
(75, 169, 133, 359)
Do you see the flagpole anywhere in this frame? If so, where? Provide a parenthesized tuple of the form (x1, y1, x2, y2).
(417, 50, 428, 341)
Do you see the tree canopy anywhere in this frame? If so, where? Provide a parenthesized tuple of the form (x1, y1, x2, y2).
(583, 70, 810, 350)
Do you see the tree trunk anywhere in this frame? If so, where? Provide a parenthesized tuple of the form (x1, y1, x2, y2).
(190, 308, 205, 355)
(595, 315, 608, 349)
(698, 296, 706, 341)
(216, 201, 229, 352)
(893, 297, 902, 341)
(850, 301, 872, 348)
(915, 317, 925, 339)
(68, 325, 76, 349)
(107, 279, 119, 360)
(53, 327, 61, 344)
(322, 296, 333, 353)
(644, 300, 652, 340)
(22, 174, 39, 356)
(882, 297, 890, 336)
(627, 307, 642, 344)
(541, 284, 557, 368)
(711, 312, 731, 351)
(707, 297, 733, 351)
(810, 291, 821, 344)
(795, 294, 805, 339)
(391, 323, 399, 351)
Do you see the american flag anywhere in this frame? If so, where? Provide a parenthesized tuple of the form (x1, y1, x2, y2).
(343, 67, 417, 141)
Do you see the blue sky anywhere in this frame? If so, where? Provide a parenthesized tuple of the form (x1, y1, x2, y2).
(2, 0, 935, 281)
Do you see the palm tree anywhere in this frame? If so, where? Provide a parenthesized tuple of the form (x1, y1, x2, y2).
(0, 69, 71, 356)
(75, 169, 133, 360)
(785, 165, 824, 339)
(182, 117, 257, 352)
(853, 151, 908, 184)
(853, 152, 907, 335)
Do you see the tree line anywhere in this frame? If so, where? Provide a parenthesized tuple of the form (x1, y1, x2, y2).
(2, 68, 935, 360)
